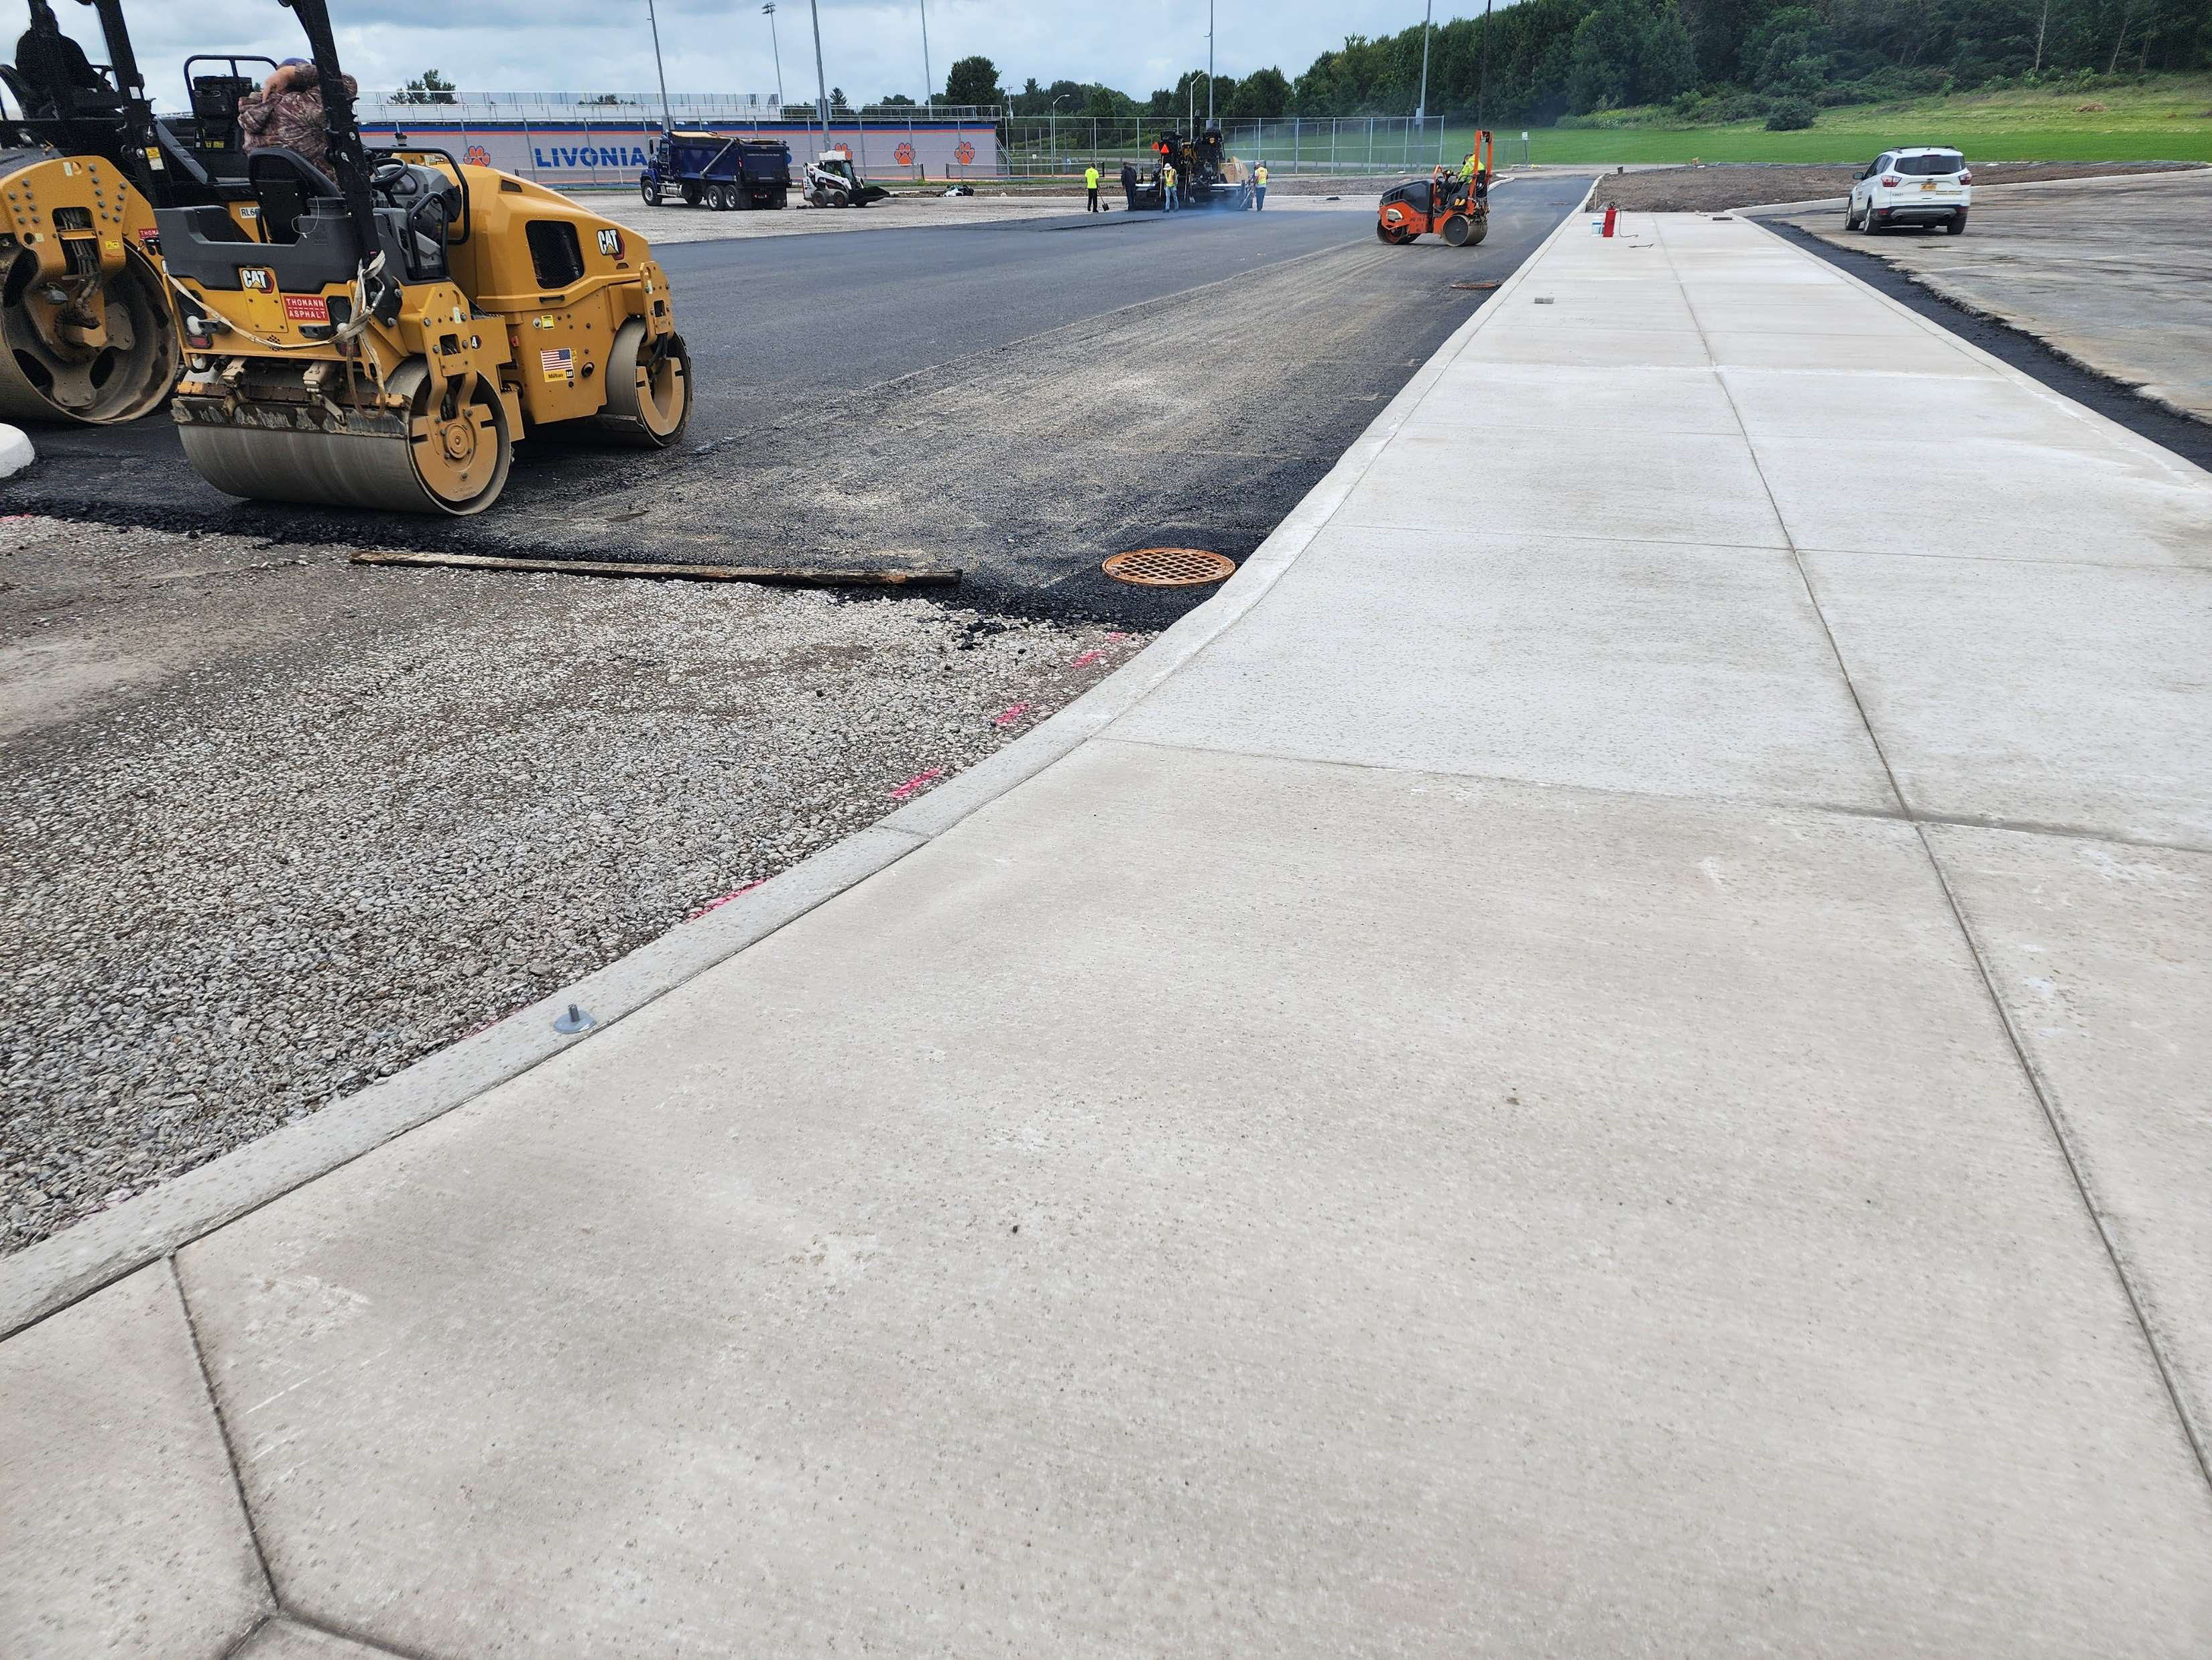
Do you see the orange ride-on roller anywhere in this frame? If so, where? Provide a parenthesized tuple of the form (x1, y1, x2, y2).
(1377, 129, 1493, 247)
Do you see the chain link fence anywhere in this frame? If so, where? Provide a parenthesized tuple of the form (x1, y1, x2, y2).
(1000, 115, 1534, 178)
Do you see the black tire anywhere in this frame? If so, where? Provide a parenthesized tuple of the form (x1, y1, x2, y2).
(681, 183, 702, 206)
(640, 177, 662, 206)
(1947, 209, 1968, 235)
(1859, 208, 1878, 235)
(1843, 200, 1857, 231)
(772, 189, 788, 210)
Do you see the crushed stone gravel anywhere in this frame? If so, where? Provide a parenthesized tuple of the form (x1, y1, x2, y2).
(1, 516, 1148, 1254)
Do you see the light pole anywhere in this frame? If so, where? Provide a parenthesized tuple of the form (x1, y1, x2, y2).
(643, 0, 674, 134)
(762, 4, 784, 113)
(920, 0, 933, 113)
(1052, 93, 1068, 168)
(1416, 0, 1432, 129)
(807, 0, 829, 139)
(1206, 0, 1213, 127)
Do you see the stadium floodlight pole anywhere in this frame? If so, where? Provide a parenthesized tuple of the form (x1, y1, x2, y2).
(808, 0, 830, 138)
(763, 4, 785, 113)
(643, 0, 674, 134)
(1416, 0, 1432, 128)
(1207, 0, 1213, 126)
(920, 0, 933, 113)
(1477, 0, 1492, 131)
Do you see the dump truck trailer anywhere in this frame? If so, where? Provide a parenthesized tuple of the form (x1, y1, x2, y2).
(639, 131, 790, 211)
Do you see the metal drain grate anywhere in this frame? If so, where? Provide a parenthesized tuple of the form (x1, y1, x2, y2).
(1102, 548, 1237, 587)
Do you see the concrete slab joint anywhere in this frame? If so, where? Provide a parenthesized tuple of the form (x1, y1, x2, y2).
(12, 186, 2212, 1656)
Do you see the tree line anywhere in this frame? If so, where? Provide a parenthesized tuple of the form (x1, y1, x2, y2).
(936, 0, 2207, 129)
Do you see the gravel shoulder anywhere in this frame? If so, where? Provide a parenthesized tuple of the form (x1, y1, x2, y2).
(1, 518, 1142, 1253)
(1768, 168, 2212, 425)
(1589, 159, 2203, 213)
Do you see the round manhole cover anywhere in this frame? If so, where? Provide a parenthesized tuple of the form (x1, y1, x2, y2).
(1102, 547, 1237, 587)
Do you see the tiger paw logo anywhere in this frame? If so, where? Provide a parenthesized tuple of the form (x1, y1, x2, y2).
(464, 145, 491, 168)
(954, 140, 975, 166)
(894, 141, 915, 166)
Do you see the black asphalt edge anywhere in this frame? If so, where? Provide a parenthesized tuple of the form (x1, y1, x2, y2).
(1756, 216, 2212, 475)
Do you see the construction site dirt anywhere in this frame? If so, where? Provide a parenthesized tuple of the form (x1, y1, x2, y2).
(1, 178, 1595, 1252)
(1588, 158, 2201, 214)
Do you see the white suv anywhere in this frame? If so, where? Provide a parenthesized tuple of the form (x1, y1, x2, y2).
(1847, 147, 1971, 235)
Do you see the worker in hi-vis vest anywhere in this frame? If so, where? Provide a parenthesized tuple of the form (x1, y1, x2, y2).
(1162, 160, 1178, 211)
(1085, 162, 1101, 213)
(1253, 162, 1268, 211)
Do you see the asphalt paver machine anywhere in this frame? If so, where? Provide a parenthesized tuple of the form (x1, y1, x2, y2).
(1125, 125, 1251, 211)
(1377, 130, 1493, 247)
(156, 0, 693, 514)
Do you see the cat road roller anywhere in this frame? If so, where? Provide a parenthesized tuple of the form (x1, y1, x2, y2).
(1377, 129, 1493, 247)
(158, 0, 692, 514)
(0, 0, 182, 424)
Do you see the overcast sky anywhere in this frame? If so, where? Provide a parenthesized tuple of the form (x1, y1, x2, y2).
(36, 0, 1451, 109)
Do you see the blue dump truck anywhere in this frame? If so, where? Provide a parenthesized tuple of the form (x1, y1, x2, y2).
(639, 132, 793, 211)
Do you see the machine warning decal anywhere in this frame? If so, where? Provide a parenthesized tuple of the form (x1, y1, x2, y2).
(597, 228, 622, 257)
(284, 294, 329, 322)
(540, 346, 574, 380)
(239, 267, 275, 291)
(239, 204, 260, 219)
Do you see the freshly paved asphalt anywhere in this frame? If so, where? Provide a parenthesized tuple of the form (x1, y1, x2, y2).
(9, 178, 1592, 624)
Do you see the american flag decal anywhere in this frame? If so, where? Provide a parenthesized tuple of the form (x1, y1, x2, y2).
(539, 346, 574, 379)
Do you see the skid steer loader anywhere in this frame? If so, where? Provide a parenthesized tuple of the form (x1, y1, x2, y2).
(156, 0, 692, 515)
(803, 145, 887, 209)
(0, 0, 182, 424)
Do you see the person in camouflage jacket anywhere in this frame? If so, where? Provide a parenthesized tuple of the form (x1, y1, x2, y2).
(237, 58, 358, 171)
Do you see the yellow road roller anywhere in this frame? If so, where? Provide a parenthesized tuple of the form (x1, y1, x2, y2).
(156, 0, 691, 515)
(0, 0, 180, 424)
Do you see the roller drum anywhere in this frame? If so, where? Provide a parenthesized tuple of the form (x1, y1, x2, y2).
(595, 322, 690, 449)
(178, 362, 512, 516)
(0, 243, 178, 426)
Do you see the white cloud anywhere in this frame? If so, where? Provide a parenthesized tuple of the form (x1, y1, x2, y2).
(40, 0, 1445, 108)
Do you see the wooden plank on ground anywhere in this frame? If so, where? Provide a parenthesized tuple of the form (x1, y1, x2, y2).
(350, 550, 961, 587)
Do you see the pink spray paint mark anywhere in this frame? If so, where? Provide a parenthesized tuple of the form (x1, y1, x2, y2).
(992, 702, 1030, 727)
(889, 768, 944, 800)
(685, 878, 765, 922)
(1071, 649, 1105, 668)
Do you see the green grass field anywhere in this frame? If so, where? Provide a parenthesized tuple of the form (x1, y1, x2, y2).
(1504, 75, 2212, 166)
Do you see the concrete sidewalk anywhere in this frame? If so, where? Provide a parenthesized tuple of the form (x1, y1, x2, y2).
(7, 208, 2212, 1657)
